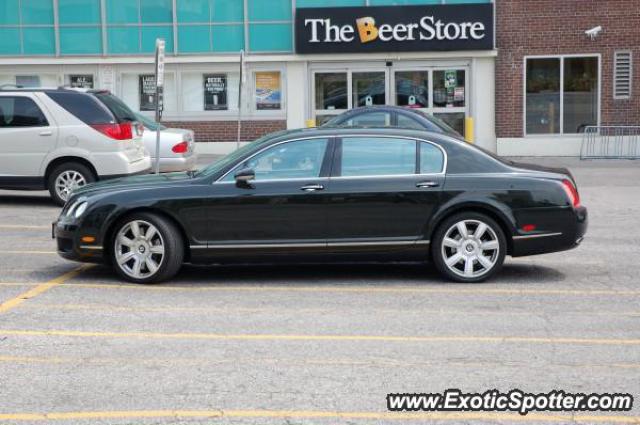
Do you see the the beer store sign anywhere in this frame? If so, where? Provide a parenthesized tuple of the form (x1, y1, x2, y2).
(295, 4, 493, 54)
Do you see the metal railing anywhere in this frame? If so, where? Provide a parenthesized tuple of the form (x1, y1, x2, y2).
(581, 126, 640, 159)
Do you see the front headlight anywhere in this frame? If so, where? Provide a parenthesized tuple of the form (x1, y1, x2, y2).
(65, 200, 80, 217)
(74, 202, 88, 218)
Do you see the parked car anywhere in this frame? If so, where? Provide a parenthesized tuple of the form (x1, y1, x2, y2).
(54, 127, 587, 284)
(135, 113, 198, 173)
(0, 86, 151, 205)
(323, 105, 463, 139)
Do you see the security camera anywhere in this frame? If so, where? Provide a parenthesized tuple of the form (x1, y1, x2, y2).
(585, 26, 602, 40)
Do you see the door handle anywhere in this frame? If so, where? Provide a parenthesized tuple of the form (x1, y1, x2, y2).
(39, 130, 53, 136)
(416, 181, 439, 188)
(300, 184, 324, 192)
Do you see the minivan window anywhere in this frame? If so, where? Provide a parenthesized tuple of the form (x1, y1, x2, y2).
(341, 137, 416, 177)
(93, 92, 137, 123)
(0, 96, 48, 127)
(46, 92, 115, 125)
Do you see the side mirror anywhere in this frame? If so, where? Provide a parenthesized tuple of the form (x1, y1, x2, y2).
(234, 168, 255, 185)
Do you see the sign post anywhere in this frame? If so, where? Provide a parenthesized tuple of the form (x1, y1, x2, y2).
(154, 38, 165, 174)
(236, 49, 245, 150)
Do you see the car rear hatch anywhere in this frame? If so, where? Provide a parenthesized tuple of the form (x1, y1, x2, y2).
(92, 91, 146, 163)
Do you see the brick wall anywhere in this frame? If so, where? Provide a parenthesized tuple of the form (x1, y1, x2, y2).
(161, 120, 287, 143)
(496, 0, 640, 138)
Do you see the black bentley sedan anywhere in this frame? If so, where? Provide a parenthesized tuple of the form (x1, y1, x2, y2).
(54, 127, 587, 284)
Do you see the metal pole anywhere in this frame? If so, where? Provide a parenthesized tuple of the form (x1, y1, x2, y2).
(154, 50, 161, 174)
(236, 49, 244, 151)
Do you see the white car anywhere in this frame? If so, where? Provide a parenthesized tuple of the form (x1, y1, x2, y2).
(0, 86, 151, 205)
(136, 114, 197, 173)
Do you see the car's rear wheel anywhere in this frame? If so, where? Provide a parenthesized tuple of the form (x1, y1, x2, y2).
(432, 212, 506, 283)
(48, 162, 95, 206)
(111, 213, 184, 284)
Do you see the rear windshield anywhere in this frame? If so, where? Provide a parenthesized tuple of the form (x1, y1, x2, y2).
(135, 112, 166, 131)
(93, 92, 137, 123)
(46, 91, 115, 125)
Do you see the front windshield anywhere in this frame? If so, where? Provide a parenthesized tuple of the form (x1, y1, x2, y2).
(135, 113, 167, 131)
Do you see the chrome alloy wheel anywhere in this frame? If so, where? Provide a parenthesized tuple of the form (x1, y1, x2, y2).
(114, 220, 165, 279)
(441, 219, 500, 279)
(55, 170, 87, 202)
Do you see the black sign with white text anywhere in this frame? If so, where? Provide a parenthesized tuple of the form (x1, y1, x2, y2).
(295, 4, 494, 54)
(204, 74, 228, 111)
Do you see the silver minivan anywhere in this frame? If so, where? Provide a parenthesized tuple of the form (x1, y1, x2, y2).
(0, 87, 151, 205)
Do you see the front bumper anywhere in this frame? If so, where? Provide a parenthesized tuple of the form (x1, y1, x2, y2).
(53, 220, 105, 263)
(511, 205, 588, 257)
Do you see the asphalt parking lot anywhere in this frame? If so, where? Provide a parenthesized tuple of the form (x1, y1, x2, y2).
(0, 157, 638, 424)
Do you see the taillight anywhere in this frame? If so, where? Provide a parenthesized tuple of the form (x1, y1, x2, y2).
(172, 141, 189, 154)
(91, 123, 133, 140)
(561, 179, 580, 207)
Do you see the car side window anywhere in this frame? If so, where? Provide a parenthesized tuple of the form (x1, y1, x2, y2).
(420, 142, 445, 174)
(397, 113, 426, 130)
(223, 138, 329, 182)
(0, 96, 49, 127)
(344, 112, 392, 127)
(340, 137, 416, 177)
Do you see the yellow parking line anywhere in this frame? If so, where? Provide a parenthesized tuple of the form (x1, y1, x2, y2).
(1, 354, 639, 370)
(0, 328, 638, 346)
(0, 250, 57, 255)
(0, 409, 637, 423)
(21, 302, 640, 317)
(0, 265, 92, 314)
(0, 224, 49, 230)
(0, 281, 637, 296)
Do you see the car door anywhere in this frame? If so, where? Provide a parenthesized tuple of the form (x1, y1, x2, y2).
(204, 137, 333, 252)
(0, 94, 57, 183)
(326, 136, 446, 250)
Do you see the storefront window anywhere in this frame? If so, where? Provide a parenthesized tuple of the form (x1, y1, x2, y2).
(434, 112, 465, 136)
(121, 73, 176, 113)
(433, 70, 465, 107)
(563, 57, 598, 133)
(395, 71, 428, 108)
(315, 73, 347, 111)
(526, 58, 560, 134)
(182, 72, 239, 112)
(352, 72, 386, 107)
(526, 56, 598, 135)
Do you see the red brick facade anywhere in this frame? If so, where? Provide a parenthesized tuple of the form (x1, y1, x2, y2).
(161, 120, 287, 143)
(496, 0, 640, 138)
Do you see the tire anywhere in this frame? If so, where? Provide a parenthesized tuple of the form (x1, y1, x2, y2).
(110, 212, 184, 284)
(431, 212, 506, 283)
(48, 162, 95, 206)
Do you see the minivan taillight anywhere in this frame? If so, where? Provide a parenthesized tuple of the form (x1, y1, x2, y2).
(562, 179, 580, 207)
(172, 141, 189, 154)
(91, 123, 133, 140)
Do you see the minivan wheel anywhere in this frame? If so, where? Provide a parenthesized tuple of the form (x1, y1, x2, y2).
(111, 212, 184, 284)
(48, 162, 95, 206)
(432, 212, 506, 283)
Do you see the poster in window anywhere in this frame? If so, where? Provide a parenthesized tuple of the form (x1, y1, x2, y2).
(139, 74, 157, 111)
(203, 74, 227, 111)
(255, 71, 281, 110)
(69, 75, 94, 88)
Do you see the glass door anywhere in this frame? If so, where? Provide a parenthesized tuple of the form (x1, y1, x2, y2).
(391, 67, 468, 137)
(312, 67, 389, 126)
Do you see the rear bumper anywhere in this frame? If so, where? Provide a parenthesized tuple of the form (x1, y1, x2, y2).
(92, 152, 151, 177)
(153, 153, 198, 173)
(511, 206, 588, 257)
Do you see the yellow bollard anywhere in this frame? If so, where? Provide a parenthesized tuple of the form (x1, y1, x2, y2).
(464, 116, 474, 144)
(305, 118, 316, 128)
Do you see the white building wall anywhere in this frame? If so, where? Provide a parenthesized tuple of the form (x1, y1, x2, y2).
(470, 57, 496, 152)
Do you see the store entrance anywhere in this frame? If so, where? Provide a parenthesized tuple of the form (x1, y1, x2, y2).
(312, 64, 469, 136)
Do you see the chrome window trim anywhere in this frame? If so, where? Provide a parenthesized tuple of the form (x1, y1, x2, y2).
(214, 133, 447, 184)
(190, 240, 429, 249)
(512, 232, 563, 240)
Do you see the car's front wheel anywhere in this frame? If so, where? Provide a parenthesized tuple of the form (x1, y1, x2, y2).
(432, 212, 506, 283)
(111, 213, 184, 284)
